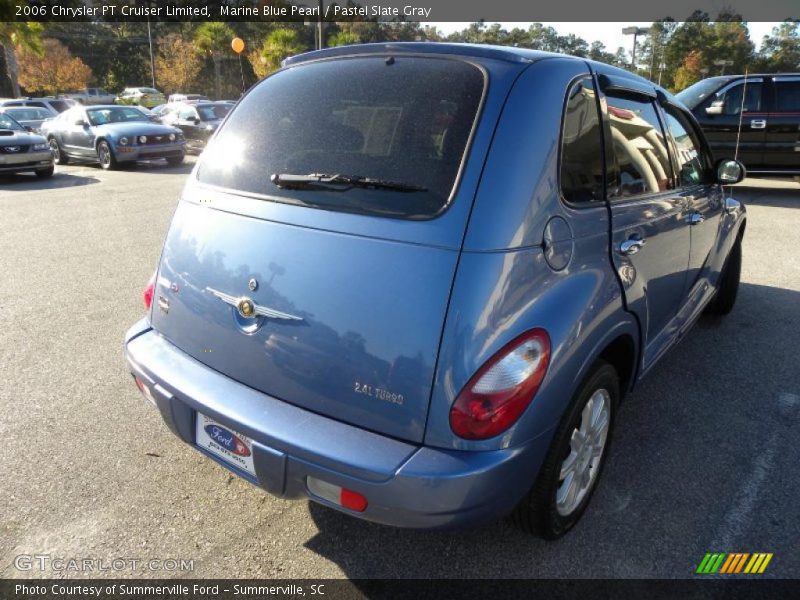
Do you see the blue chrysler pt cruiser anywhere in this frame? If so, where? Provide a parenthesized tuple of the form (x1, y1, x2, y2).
(125, 43, 746, 538)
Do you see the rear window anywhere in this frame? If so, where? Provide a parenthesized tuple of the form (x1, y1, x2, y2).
(197, 56, 485, 219)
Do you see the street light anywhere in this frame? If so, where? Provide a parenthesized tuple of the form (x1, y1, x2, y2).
(714, 60, 734, 75)
(622, 26, 648, 73)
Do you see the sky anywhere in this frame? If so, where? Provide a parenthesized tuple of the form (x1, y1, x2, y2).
(428, 22, 781, 53)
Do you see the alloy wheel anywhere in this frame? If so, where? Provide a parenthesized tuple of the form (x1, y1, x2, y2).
(556, 388, 610, 516)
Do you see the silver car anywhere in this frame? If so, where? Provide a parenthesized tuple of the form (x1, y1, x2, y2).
(0, 106, 53, 133)
(0, 112, 54, 177)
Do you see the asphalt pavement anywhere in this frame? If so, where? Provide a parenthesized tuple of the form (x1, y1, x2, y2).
(1, 161, 798, 579)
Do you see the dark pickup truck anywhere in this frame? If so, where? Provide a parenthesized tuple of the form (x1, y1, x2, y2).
(677, 74, 800, 176)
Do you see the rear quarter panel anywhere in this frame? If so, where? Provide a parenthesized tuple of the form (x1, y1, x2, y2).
(425, 58, 638, 451)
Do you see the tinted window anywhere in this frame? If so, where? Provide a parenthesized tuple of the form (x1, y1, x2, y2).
(197, 56, 484, 219)
(708, 81, 762, 115)
(197, 104, 231, 121)
(774, 80, 800, 112)
(560, 77, 604, 203)
(49, 100, 68, 112)
(662, 107, 710, 187)
(606, 94, 674, 199)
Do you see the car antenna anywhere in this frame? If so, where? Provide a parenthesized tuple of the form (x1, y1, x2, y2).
(733, 68, 748, 166)
(731, 68, 749, 198)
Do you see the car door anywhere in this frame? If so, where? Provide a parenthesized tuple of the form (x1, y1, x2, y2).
(599, 75, 691, 370)
(692, 77, 765, 168)
(660, 102, 723, 312)
(176, 106, 202, 146)
(62, 108, 94, 156)
(761, 75, 800, 170)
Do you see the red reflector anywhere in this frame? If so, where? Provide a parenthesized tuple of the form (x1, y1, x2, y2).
(340, 488, 368, 512)
(143, 271, 156, 310)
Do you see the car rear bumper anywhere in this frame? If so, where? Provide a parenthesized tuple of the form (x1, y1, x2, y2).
(124, 318, 553, 529)
(0, 150, 53, 172)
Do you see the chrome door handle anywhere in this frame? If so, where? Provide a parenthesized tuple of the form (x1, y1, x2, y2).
(688, 212, 705, 225)
(750, 119, 767, 129)
(619, 237, 647, 255)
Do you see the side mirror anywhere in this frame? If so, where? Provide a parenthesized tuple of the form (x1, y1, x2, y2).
(716, 159, 745, 185)
(192, 118, 200, 125)
(705, 102, 723, 116)
(74, 119, 87, 127)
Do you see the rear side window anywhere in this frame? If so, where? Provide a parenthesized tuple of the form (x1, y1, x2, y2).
(662, 107, 711, 187)
(606, 94, 674, 199)
(560, 77, 604, 203)
(197, 56, 485, 219)
(774, 80, 800, 112)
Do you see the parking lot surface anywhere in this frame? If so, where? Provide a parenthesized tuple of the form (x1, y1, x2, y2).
(1, 163, 798, 578)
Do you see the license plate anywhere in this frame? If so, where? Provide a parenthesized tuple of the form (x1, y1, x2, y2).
(195, 413, 256, 478)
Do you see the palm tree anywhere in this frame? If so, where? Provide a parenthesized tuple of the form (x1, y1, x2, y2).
(253, 28, 305, 78)
(194, 22, 235, 99)
(0, 22, 43, 97)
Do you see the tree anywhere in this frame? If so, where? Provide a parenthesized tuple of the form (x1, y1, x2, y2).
(328, 31, 360, 48)
(673, 50, 705, 91)
(155, 34, 202, 94)
(17, 38, 91, 96)
(195, 22, 236, 100)
(757, 20, 800, 72)
(250, 28, 305, 79)
(0, 22, 43, 97)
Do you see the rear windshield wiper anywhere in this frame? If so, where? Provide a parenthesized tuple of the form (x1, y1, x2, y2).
(270, 172, 427, 193)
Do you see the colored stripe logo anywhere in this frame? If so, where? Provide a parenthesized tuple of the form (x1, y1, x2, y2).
(697, 552, 773, 574)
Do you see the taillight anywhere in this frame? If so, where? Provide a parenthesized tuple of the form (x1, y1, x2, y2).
(450, 329, 551, 440)
(143, 271, 156, 310)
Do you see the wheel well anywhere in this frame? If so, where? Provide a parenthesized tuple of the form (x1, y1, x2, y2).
(737, 219, 746, 241)
(598, 335, 636, 398)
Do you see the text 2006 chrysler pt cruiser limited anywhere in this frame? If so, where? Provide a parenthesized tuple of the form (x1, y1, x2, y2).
(125, 43, 746, 538)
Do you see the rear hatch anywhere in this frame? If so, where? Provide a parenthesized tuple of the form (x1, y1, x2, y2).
(149, 54, 487, 443)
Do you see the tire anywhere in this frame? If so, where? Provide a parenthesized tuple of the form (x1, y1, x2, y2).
(166, 155, 184, 166)
(97, 140, 118, 170)
(510, 361, 619, 539)
(35, 166, 54, 178)
(49, 137, 68, 165)
(705, 237, 741, 316)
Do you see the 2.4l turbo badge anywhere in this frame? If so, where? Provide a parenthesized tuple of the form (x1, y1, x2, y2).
(354, 381, 404, 405)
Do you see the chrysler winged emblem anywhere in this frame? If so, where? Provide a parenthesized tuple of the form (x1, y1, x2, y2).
(205, 287, 303, 321)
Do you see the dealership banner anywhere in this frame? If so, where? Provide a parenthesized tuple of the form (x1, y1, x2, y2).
(3, 0, 799, 22)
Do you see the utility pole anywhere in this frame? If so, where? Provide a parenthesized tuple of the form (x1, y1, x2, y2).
(317, 0, 324, 50)
(146, 16, 155, 88)
(622, 27, 648, 73)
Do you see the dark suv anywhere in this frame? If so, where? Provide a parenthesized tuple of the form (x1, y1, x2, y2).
(677, 74, 800, 176)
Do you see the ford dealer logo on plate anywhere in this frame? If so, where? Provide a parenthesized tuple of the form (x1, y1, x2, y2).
(196, 413, 257, 477)
(204, 424, 251, 457)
